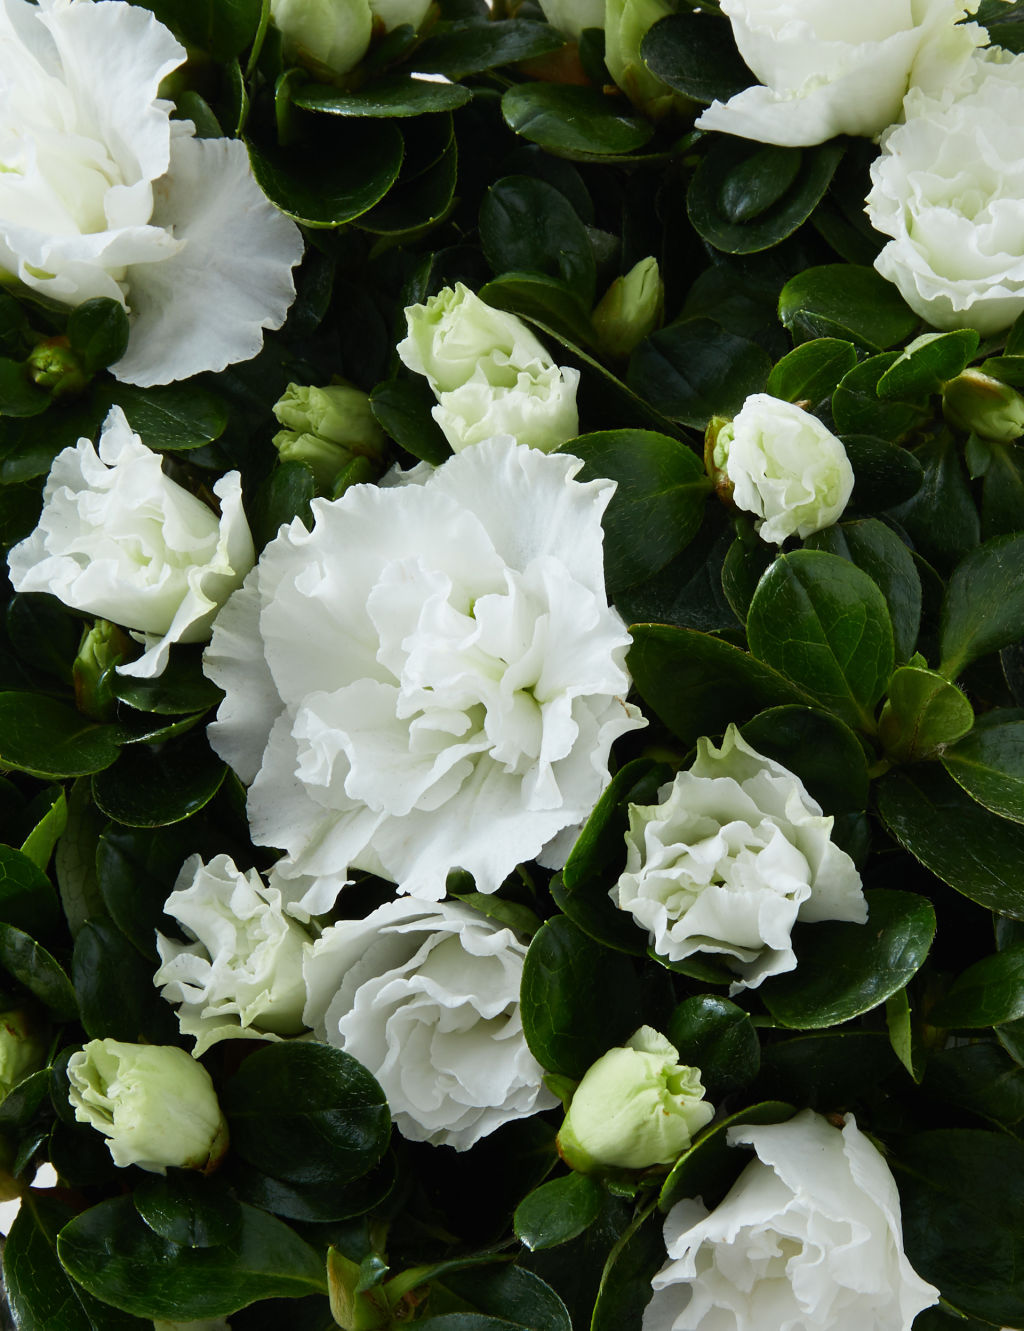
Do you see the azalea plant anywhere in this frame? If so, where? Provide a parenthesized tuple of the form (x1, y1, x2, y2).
(3, 0, 1024, 1329)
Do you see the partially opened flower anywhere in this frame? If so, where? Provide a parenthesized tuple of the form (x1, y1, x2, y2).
(205, 435, 643, 904)
(613, 725, 866, 991)
(0, 0, 303, 385)
(303, 896, 556, 1150)
(644, 1111, 939, 1331)
(7, 407, 254, 678)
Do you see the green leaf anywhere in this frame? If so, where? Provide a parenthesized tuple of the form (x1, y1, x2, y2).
(830, 354, 930, 440)
(943, 720, 1024, 822)
(477, 272, 595, 349)
(356, 137, 457, 238)
(413, 18, 565, 79)
(95, 825, 189, 960)
(0, 844, 60, 937)
(879, 665, 974, 763)
(759, 890, 936, 1029)
(740, 706, 869, 813)
(251, 459, 315, 551)
(72, 917, 178, 1044)
(658, 1102, 794, 1213)
(566, 430, 709, 592)
(779, 265, 920, 351)
(755, 1030, 899, 1107)
(667, 995, 760, 1099)
(134, 1172, 242, 1250)
(110, 648, 223, 716)
(923, 1041, 1024, 1126)
(640, 11, 752, 104)
(627, 624, 814, 748)
(838, 434, 924, 512)
(0, 358, 49, 417)
(894, 1129, 1024, 1326)
(57, 1197, 327, 1320)
(436, 1265, 571, 1331)
(878, 765, 1024, 919)
(765, 338, 858, 405)
(930, 944, 1024, 1028)
(0, 693, 121, 779)
(521, 916, 642, 1079)
(222, 1042, 391, 1187)
(627, 319, 771, 428)
(0, 921, 77, 1020)
(514, 1174, 604, 1252)
(939, 533, 1024, 679)
(746, 549, 895, 733)
(20, 787, 67, 872)
(804, 518, 921, 665)
(370, 378, 452, 467)
(104, 381, 228, 451)
(91, 731, 226, 828)
(54, 778, 106, 937)
(688, 140, 844, 255)
(294, 76, 471, 118)
(876, 329, 979, 399)
(143, 0, 262, 59)
(481, 176, 596, 306)
(888, 432, 979, 575)
(231, 1154, 396, 1224)
(245, 120, 404, 227)
(66, 298, 130, 376)
(501, 84, 654, 158)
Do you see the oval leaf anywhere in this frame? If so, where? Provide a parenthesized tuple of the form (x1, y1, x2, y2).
(514, 1173, 604, 1252)
(0, 693, 122, 779)
(943, 720, 1024, 823)
(939, 533, 1024, 679)
(501, 84, 654, 158)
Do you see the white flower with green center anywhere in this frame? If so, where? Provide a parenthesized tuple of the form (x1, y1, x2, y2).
(0, 0, 303, 385)
(204, 434, 644, 907)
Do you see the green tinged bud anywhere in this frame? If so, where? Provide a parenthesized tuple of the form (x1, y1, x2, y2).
(27, 336, 87, 397)
(604, 0, 685, 118)
(272, 382, 386, 491)
(942, 368, 1024, 442)
(74, 620, 131, 721)
(269, 0, 373, 77)
(0, 1009, 46, 1101)
(556, 1026, 714, 1173)
(592, 257, 664, 359)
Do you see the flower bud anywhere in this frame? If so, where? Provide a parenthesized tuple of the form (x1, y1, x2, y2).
(556, 1026, 714, 1173)
(942, 369, 1024, 442)
(67, 1039, 228, 1174)
(272, 383, 387, 490)
(26, 337, 87, 398)
(536, 0, 605, 41)
(592, 257, 664, 360)
(0, 1010, 47, 1101)
(269, 0, 373, 77)
(605, 0, 685, 118)
(73, 619, 132, 720)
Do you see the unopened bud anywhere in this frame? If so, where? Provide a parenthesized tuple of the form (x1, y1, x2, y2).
(272, 382, 386, 491)
(27, 337, 87, 397)
(942, 369, 1024, 443)
(592, 257, 664, 360)
(73, 620, 131, 721)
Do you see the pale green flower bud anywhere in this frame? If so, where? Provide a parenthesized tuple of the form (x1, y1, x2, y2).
(73, 619, 132, 720)
(272, 383, 386, 490)
(27, 337, 87, 398)
(604, 0, 681, 119)
(536, 0, 605, 40)
(942, 368, 1024, 442)
(0, 1010, 46, 1101)
(592, 257, 664, 360)
(67, 1039, 228, 1175)
(269, 0, 373, 77)
(556, 1026, 714, 1173)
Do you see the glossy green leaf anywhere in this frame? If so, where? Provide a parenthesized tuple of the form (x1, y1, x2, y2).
(659, 1102, 794, 1213)
(562, 758, 670, 892)
(19, 786, 67, 872)
(370, 377, 452, 466)
(943, 720, 1024, 822)
(627, 319, 771, 428)
(746, 550, 895, 733)
(939, 533, 1024, 679)
(889, 433, 979, 575)
(521, 916, 642, 1079)
(144, 0, 262, 59)
(930, 943, 1024, 1028)
(0, 358, 48, 417)
(514, 1174, 604, 1252)
(413, 18, 565, 79)
(878, 765, 1024, 919)
(830, 354, 930, 440)
(95, 824, 190, 960)
(779, 265, 919, 352)
(251, 459, 315, 550)
(588, 1205, 665, 1331)
(720, 534, 774, 624)
(0, 921, 77, 1019)
(91, 731, 226, 828)
(54, 778, 106, 938)
(894, 1130, 1024, 1326)
(667, 995, 760, 1099)
(804, 518, 921, 664)
(0, 844, 60, 937)
(765, 338, 858, 405)
(740, 705, 869, 813)
(501, 84, 654, 158)
(72, 917, 178, 1044)
(755, 1031, 899, 1107)
(567, 430, 709, 592)
(627, 623, 814, 748)
(760, 890, 935, 1029)
(838, 434, 924, 512)
(0, 693, 122, 779)
(876, 329, 979, 399)
(640, 10, 752, 103)
(231, 1154, 396, 1224)
(134, 1172, 242, 1250)
(222, 1042, 391, 1187)
(924, 1041, 1024, 1126)
(66, 298, 130, 376)
(294, 76, 471, 118)
(104, 381, 228, 451)
(357, 138, 457, 237)
(477, 272, 595, 348)
(481, 176, 596, 305)
(437, 1264, 571, 1331)
(57, 1197, 327, 1320)
(878, 665, 974, 763)
(689, 140, 843, 255)
(110, 649, 223, 716)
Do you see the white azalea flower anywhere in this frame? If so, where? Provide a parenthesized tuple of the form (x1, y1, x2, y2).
(866, 47, 1024, 336)
(0, 0, 303, 386)
(644, 1111, 939, 1331)
(696, 0, 985, 147)
(613, 725, 866, 992)
(154, 854, 312, 1058)
(204, 435, 644, 904)
(303, 896, 557, 1151)
(7, 407, 254, 679)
